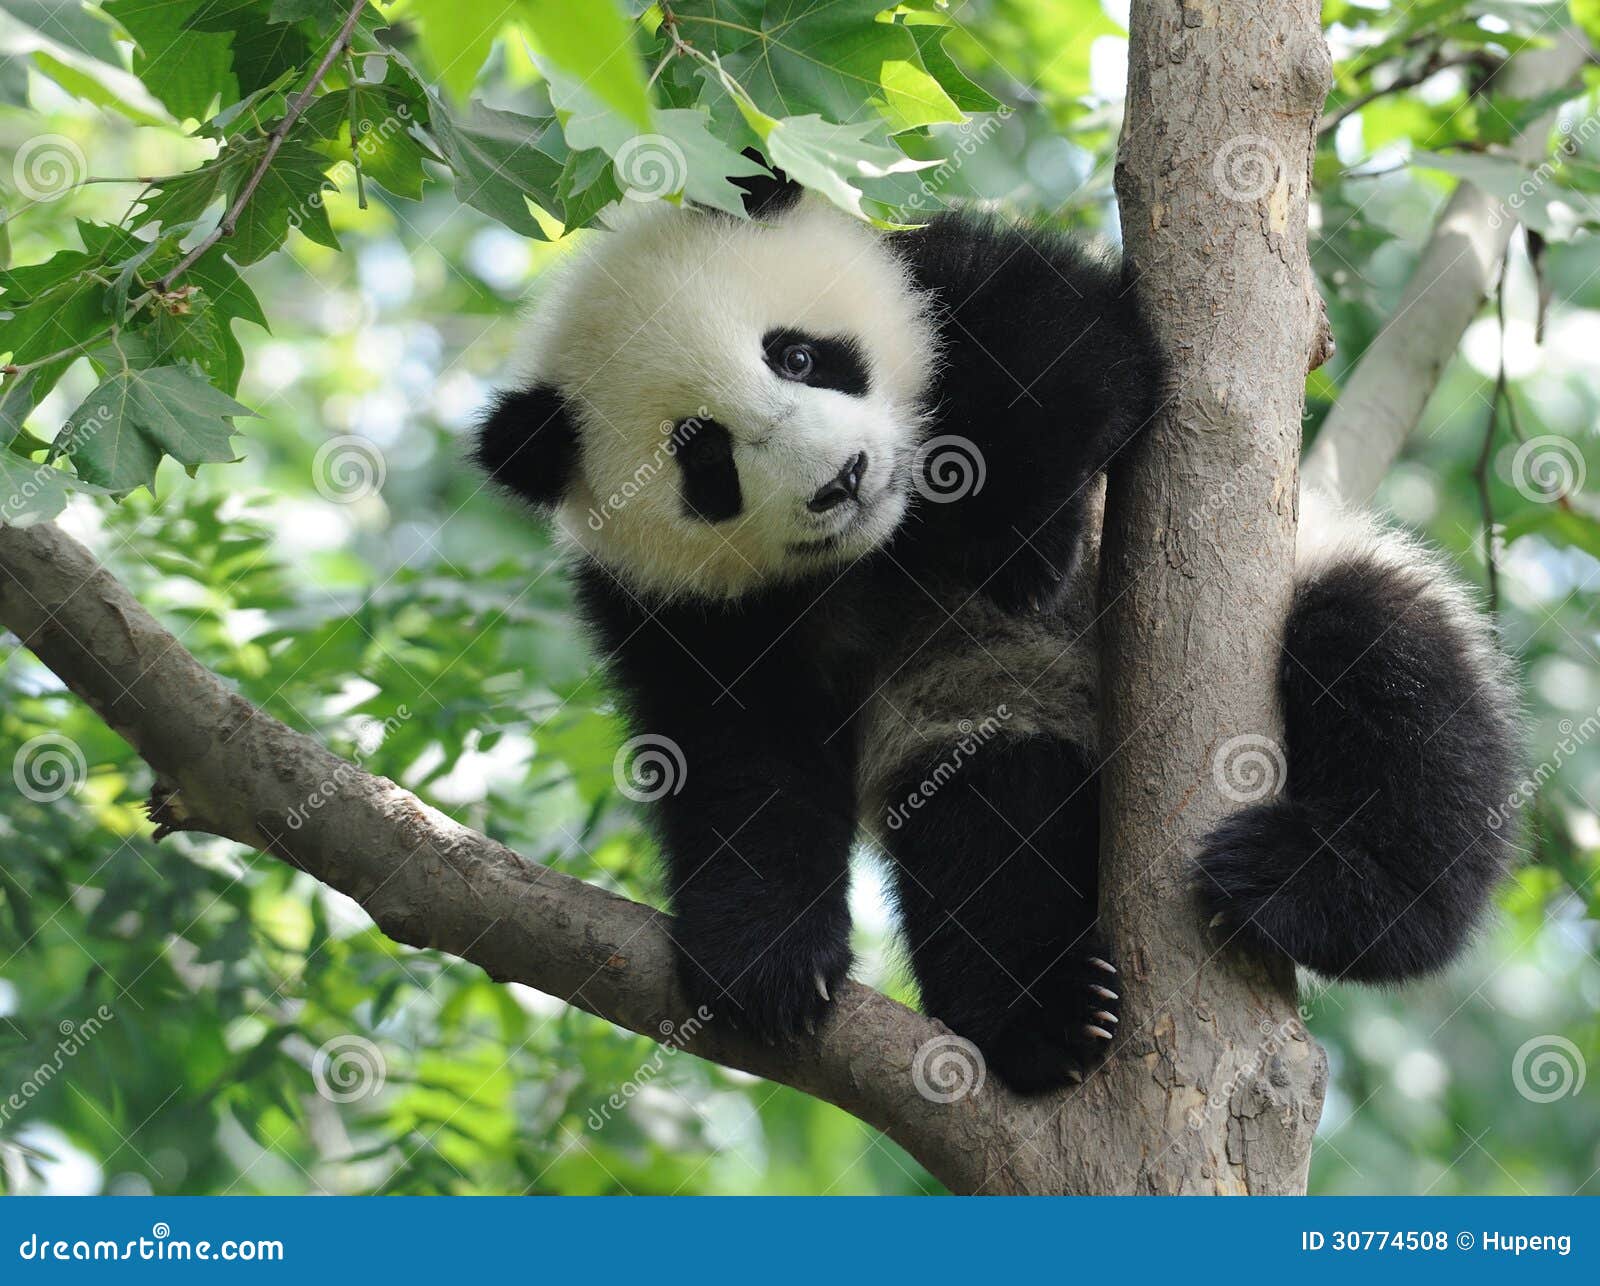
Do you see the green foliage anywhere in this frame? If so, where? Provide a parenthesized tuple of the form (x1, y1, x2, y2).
(0, 0, 1598, 1197)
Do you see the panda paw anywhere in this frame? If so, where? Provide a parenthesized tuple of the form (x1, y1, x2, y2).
(984, 547, 1069, 617)
(671, 901, 853, 1042)
(982, 947, 1121, 1095)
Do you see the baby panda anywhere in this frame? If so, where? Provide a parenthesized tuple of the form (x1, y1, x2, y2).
(474, 173, 1520, 1094)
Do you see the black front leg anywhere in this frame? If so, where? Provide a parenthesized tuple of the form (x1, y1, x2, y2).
(878, 734, 1118, 1093)
(648, 720, 857, 1039)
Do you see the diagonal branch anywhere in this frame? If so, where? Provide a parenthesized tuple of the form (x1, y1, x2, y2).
(0, 518, 1077, 1194)
(1302, 26, 1592, 505)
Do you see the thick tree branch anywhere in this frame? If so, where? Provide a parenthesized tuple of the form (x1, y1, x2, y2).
(0, 519, 1105, 1194)
(1302, 26, 1592, 505)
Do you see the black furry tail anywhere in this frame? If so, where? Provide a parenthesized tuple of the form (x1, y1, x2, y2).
(1197, 500, 1521, 983)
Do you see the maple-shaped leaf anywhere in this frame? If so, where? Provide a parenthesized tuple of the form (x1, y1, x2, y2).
(60, 356, 255, 495)
(0, 372, 106, 526)
(431, 99, 565, 239)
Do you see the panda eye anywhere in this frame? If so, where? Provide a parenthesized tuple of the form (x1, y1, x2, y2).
(778, 343, 814, 381)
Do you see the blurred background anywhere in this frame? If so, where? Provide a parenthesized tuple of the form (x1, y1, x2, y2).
(1, 0, 1598, 1195)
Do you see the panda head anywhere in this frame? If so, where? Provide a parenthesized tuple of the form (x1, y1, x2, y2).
(474, 178, 939, 601)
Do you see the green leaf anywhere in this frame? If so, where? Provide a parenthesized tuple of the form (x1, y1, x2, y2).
(409, 0, 506, 98)
(1572, 0, 1600, 46)
(556, 149, 622, 230)
(764, 115, 936, 221)
(431, 99, 565, 238)
(903, 19, 999, 115)
(224, 139, 342, 264)
(518, 0, 652, 130)
(103, 0, 236, 121)
(1, 372, 106, 525)
(676, 0, 960, 130)
(547, 69, 768, 217)
(60, 350, 254, 494)
(0, 276, 108, 399)
(187, 1, 311, 97)
(28, 50, 169, 125)
(1410, 150, 1600, 240)
(711, 65, 935, 223)
(303, 80, 430, 200)
(0, 447, 83, 526)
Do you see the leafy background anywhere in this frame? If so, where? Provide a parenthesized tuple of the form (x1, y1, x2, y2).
(1, 0, 1598, 1194)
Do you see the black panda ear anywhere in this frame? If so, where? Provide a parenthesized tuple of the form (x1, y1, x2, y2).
(732, 149, 803, 219)
(472, 385, 579, 510)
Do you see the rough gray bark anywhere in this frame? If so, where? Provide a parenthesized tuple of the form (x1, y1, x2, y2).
(1302, 27, 1593, 505)
(1092, 0, 1332, 1194)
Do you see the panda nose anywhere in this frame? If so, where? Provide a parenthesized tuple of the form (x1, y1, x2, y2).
(807, 452, 868, 513)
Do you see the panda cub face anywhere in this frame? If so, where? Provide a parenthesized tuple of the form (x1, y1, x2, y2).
(485, 197, 940, 601)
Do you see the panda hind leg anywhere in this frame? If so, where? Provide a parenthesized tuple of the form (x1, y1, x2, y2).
(878, 734, 1118, 1095)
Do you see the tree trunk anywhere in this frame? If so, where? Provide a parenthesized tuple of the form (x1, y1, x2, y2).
(1088, 0, 1333, 1194)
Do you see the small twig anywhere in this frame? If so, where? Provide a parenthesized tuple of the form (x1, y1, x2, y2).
(1321, 51, 1485, 137)
(1474, 258, 1509, 613)
(156, 1, 369, 292)
(344, 49, 368, 210)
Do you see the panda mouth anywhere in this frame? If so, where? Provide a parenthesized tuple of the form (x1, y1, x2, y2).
(788, 502, 874, 557)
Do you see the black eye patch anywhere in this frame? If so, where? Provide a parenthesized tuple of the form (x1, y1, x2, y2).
(761, 328, 871, 397)
(672, 416, 742, 524)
